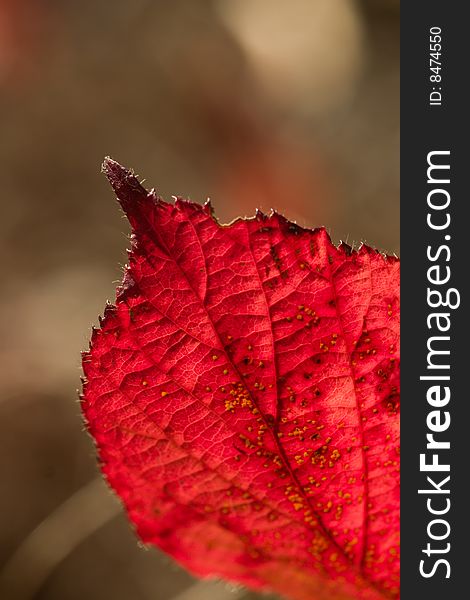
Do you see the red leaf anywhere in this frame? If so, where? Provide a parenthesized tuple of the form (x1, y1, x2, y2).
(82, 159, 400, 600)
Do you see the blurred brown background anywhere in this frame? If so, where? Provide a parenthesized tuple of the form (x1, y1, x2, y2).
(0, 1, 399, 599)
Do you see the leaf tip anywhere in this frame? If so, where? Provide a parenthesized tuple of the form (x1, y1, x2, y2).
(101, 157, 149, 215)
(101, 156, 128, 184)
